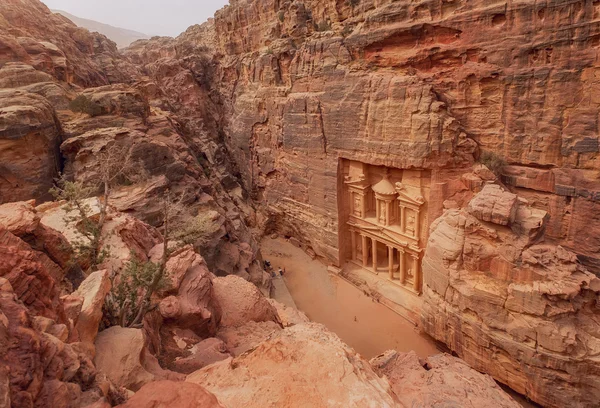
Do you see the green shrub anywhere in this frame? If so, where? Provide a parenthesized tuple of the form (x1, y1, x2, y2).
(347, 0, 360, 7)
(479, 151, 507, 177)
(315, 21, 332, 32)
(104, 255, 170, 328)
(172, 211, 220, 246)
(278, 11, 285, 22)
(69, 95, 102, 117)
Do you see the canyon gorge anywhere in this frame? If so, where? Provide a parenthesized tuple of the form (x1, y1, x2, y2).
(0, 0, 599, 407)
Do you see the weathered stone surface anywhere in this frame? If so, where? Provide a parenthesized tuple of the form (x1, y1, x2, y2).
(216, 321, 282, 357)
(0, 89, 61, 204)
(116, 381, 224, 408)
(156, 246, 221, 338)
(267, 299, 309, 327)
(94, 327, 154, 392)
(422, 200, 600, 407)
(212, 275, 280, 328)
(468, 184, 518, 226)
(371, 350, 520, 408)
(171, 338, 231, 375)
(70, 270, 111, 344)
(187, 323, 400, 407)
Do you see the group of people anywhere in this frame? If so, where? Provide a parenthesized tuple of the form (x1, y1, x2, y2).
(264, 260, 285, 278)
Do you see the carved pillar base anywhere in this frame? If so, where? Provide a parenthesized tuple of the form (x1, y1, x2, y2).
(399, 249, 406, 284)
(372, 239, 378, 273)
(388, 246, 394, 280)
(361, 235, 368, 267)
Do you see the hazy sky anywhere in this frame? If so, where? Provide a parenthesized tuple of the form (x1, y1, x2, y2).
(41, 0, 229, 37)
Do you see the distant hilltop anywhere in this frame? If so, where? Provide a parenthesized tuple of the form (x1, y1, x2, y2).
(52, 9, 149, 48)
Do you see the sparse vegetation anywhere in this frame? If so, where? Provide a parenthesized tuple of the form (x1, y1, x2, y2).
(105, 254, 170, 328)
(315, 20, 332, 32)
(172, 211, 220, 246)
(278, 11, 285, 22)
(479, 151, 507, 177)
(69, 95, 102, 117)
(347, 0, 360, 7)
(342, 25, 354, 37)
(50, 177, 110, 271)
(49, 144, 139, 272)
(104, 191, 184, 328)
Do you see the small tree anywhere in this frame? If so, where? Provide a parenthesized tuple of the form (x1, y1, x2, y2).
(50, 177, 111, 271)
(104, 191, 184, 328)
(479, 151, 507, 177)
(50, 144, 137, 272)
(69, 95, 103, 117)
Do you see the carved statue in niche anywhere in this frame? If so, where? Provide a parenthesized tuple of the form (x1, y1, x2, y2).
(379, 201, 387, 224)
(406, 212, 416, 235)
(353, 194, 361, 216)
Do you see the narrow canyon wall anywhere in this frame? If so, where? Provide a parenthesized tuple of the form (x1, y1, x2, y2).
(213, 0, 600, 273)
(211, 1, 600, 407)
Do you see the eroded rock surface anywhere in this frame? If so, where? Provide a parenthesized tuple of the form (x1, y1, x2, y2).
(371, 350, 520, 408)
(422, 186, 600, 407)
(187, 323, 400, 408)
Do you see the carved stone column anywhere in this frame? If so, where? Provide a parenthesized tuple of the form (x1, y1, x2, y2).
(375, 200, 380, 223)
(388, 246, 394, 280)
(385, 201, 392, 226)
(400, 206, 406, 233)
(399, 248, 406, 284)
(361, 234, 368, 267)
(372, 239, 378, 272)
(351, 230, 357, 261)
(412, 253, 420, 292)
(414, 211, 421, 241)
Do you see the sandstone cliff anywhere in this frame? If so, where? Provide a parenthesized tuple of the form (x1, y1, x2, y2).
(0, 0, 598, 407)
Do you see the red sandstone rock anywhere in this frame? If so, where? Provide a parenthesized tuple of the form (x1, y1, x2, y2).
(187, 323, 400, 407)
(116, 381, 224, 408)
(212, 275, 280, 328)
(69, 270, 111, 344)
(371, 350, 520, 408)
(422, 196, 600, 407)
(94, 327, 155, 392)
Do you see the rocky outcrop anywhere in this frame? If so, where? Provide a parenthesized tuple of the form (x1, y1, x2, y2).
(187, 323, 400, 407)
(116, 381, 224, 408)
(67, 270, 111, 344)
(209, 0, 600, 275)
(212, 275, 280, 328)
(94, 327, 154, 392)
(0, 279, 105, 408)
(371, 350, 520, 408)
(0, 89, 62, 203)
(422, 184, 600, 407)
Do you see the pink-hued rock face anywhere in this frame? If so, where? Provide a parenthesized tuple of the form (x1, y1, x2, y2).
(187, 323, 401, 408)
(94, 326, 155, 392)
(116, 381, 224, 408)
(421, 193, 600, 407)
(69, 270, 111, 344)
(212, 275, 280, 328)
(371, 350, 520, 408)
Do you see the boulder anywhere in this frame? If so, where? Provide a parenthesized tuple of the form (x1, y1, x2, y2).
(0, 89, 61, 203)
(116, 381, 224, 408)
(267, 299, 309, 327)
(217, 321, 282, 357)
(70, 270, 111, 344)
(468, 184, 518, 226)
(171, 338, 231, 374)
(187, 323, 400, 407)
(157, 246, 221, 338)
(212, 275, 280, 328)
(94, 327, 154, 392)
(371, 350, 520, 407)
